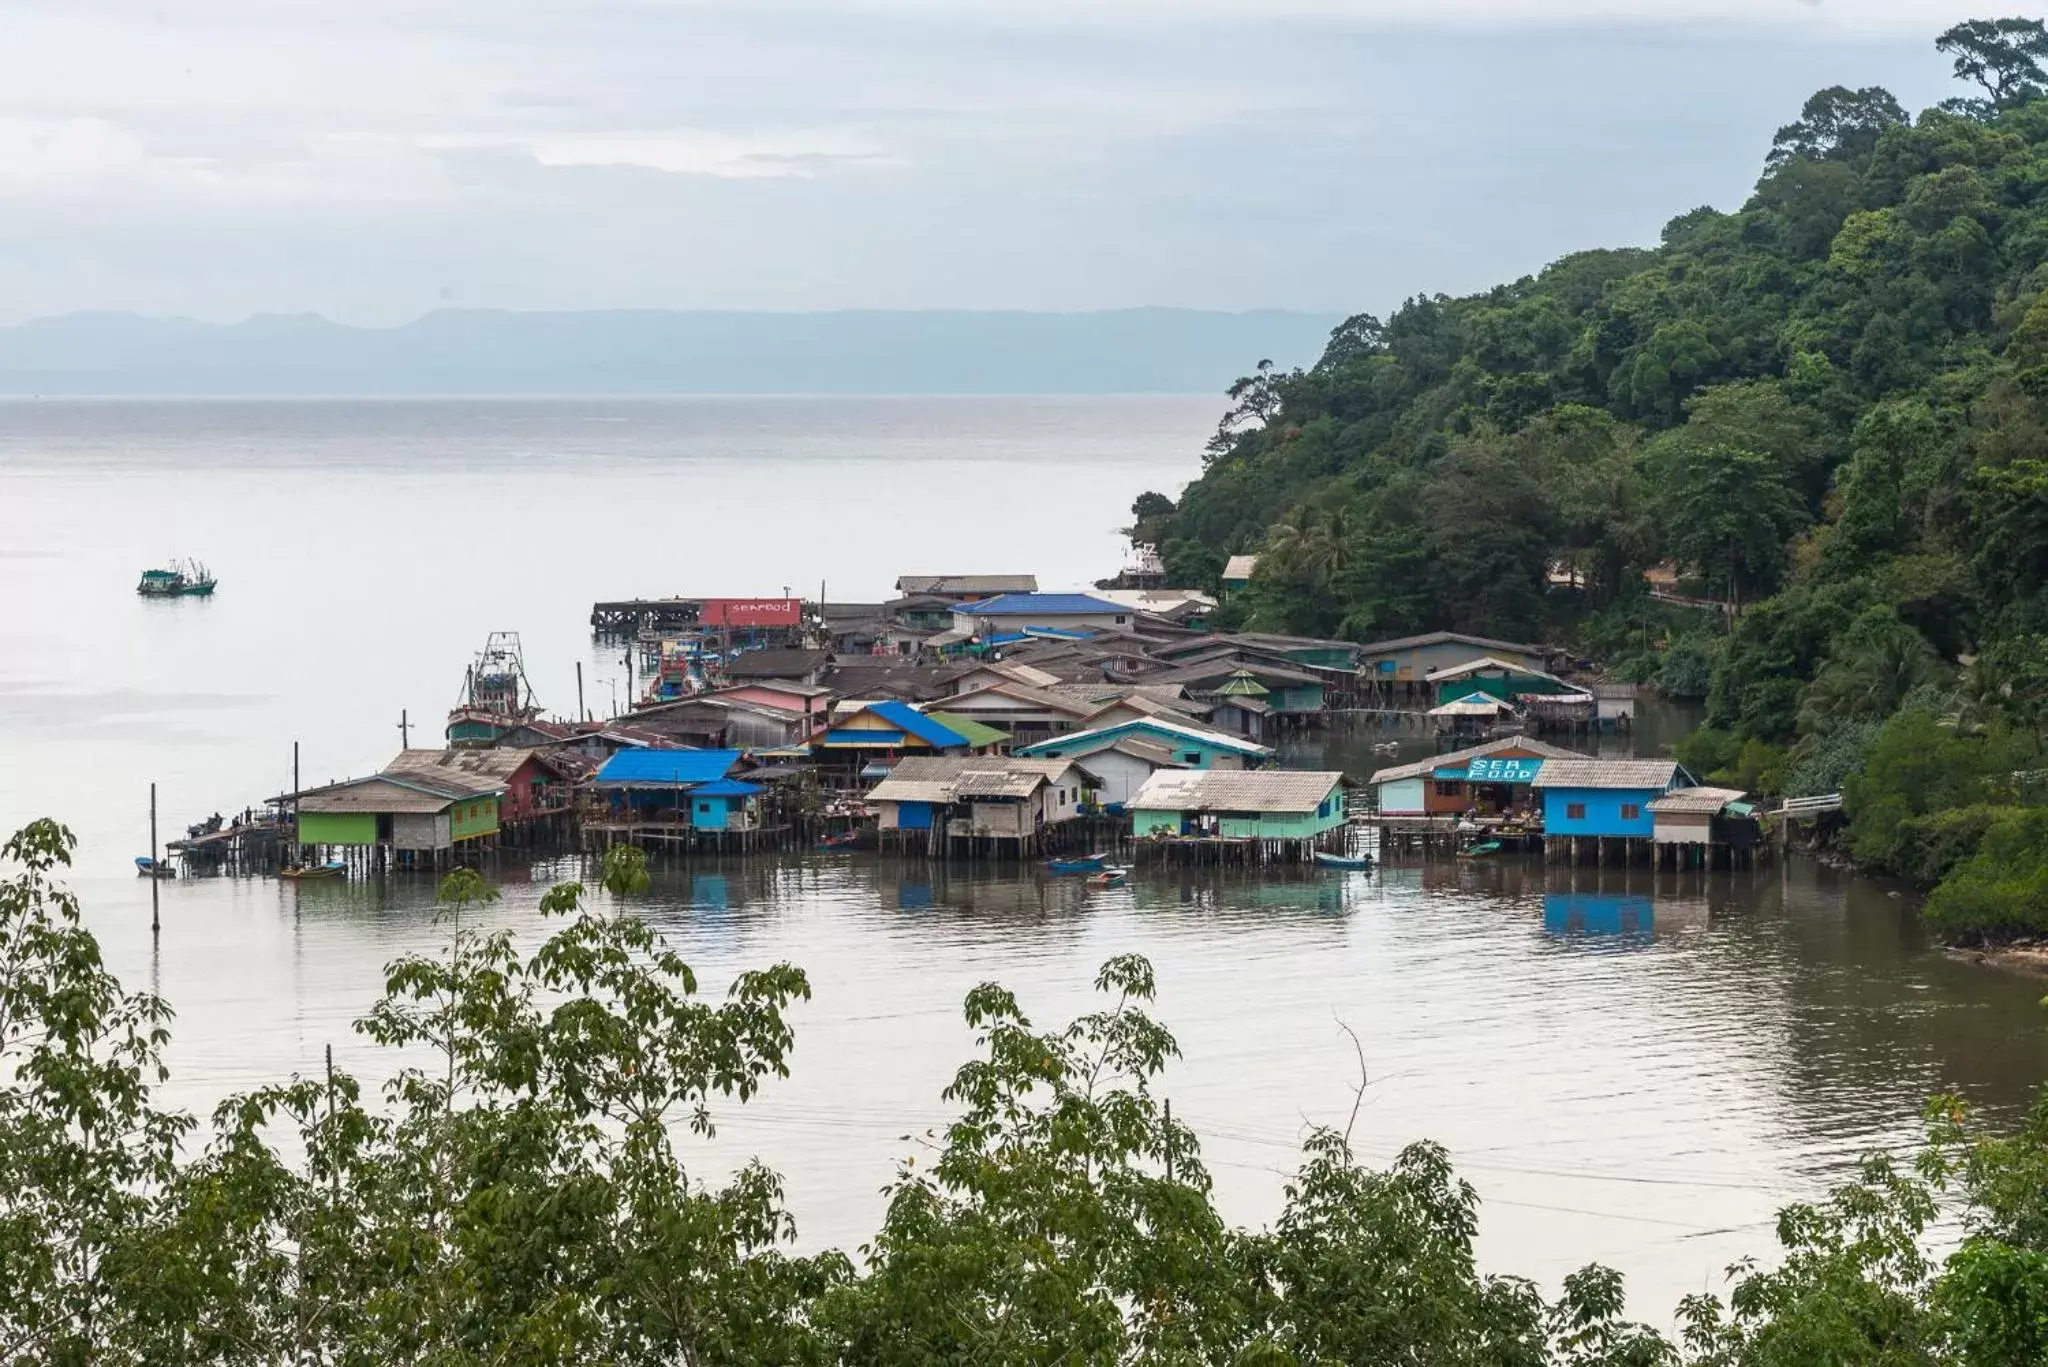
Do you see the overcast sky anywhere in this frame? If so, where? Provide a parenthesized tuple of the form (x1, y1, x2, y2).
(0, 1, 2015, 323)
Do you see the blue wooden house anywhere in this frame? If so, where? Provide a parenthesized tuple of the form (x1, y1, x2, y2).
(1531, 758, 1692, 858)
(589, 748, 759, 831)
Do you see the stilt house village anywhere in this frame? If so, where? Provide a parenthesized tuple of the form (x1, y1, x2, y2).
(169, 570, 1762, 877)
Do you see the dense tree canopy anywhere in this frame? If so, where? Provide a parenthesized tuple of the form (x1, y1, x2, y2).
(6, 822, 2048, 1365)
(1136, 17, 2048, 940)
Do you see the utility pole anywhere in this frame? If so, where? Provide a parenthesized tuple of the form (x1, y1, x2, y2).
(292, 741, 302, 864)
(149, 782, 160, 936)
(398, 708, 410, 750)
(576, 662, 587, 722)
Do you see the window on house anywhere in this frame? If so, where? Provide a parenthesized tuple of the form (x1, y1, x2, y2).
(1115, 615, 1128, 625)
(1184, 752, 1203, 764)
(1620, 803, 1641, 821)
(698, 802, 711, 814)
(1435, 782, 1462, 799)
(1566, 802, 1587, 820)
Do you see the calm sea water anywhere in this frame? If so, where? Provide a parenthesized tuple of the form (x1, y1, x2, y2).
(2, 396, 2045, 1324)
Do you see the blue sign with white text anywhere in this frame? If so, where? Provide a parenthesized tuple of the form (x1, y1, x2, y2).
(1464, 757, 1545, 784)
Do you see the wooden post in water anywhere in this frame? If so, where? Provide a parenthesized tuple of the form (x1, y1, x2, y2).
(149, 782, 160, 935)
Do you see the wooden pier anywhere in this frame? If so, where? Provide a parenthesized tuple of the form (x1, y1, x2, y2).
(591, 599, 711, 634)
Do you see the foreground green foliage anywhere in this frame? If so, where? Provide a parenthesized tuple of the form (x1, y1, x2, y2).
(6, 822, 2048, 1364)
(1136, 17, 2048, 941)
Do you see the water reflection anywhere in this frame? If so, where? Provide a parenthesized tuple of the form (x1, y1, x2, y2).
(1544, 892, 1658, 938)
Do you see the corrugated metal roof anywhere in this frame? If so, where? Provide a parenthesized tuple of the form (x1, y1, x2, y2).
(869, 700, 970, 747)
(1368, 737, 1582, 786)
(1428, 695, 1515, 718)
(726, 648, 829, 679)
(592, 748, 742, 787)
(923, 712, 1010, 748)
(983, 662, 1064, 688)
(952, 769, 1050, 798)
(692, 779, 765, 798)
(896, 574, 1039, 596)
(867, 755, 1089, 805)
(1531, 759, 1685, 791)
(1423, 656, 1566, 684)
(1357, 630, 1545, 659)
(1130, 769, 1343, 814)
(944, 681, 1100, 716)
(1647, 786, 1748, 815)
(1014, 716, 1273, 759)
(1223, 554, 1260, 580)
(952, 593, 1128, 617)
(381, 747, 527, 793)
(1107, 738, 1185, 767)
(296, 776, 472, 815)
(1148, 657, 1327, 689)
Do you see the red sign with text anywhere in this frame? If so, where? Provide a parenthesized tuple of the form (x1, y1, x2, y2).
(700, 598, 802, 627)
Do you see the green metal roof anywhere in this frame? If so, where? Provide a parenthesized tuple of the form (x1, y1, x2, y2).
(1215, 668, 1271, 697)
(924, 712, 1009, 749)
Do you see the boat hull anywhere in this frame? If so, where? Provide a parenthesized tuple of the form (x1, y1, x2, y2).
(1313, 852, 1374, 870)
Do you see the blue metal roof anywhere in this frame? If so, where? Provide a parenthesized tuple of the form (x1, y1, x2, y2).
(692, 779, 764, 798)
(954, 593, 1126, 617)
(593, 748, 742, 787)
(865, 700, 971, 749)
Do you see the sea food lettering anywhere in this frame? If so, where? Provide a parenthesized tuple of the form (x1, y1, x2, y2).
(701, 598, 802, 626)
(1466, 758, 1542, 783)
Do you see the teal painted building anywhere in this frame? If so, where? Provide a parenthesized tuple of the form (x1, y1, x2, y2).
(1129, 769, 1347, 842)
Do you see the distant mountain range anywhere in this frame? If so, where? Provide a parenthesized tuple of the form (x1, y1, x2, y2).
(0, 308, 1347, 396)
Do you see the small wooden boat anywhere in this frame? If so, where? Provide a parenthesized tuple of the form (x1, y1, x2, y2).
(1086, 867, 1129, 889)
(1459, 840, 1504, 858)
(815, 832, 859, 851)
(279, 862, 345, 880)
(1313, 851, 1374, 871)
(1046, 854, 1107, 875)
(134, 856, 176, 878)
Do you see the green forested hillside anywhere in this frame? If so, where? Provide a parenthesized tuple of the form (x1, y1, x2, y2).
(1140, 21, 2048, 939)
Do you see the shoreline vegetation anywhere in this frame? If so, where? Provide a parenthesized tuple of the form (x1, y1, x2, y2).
(5, 819, 2048, 1364)
(1136, 18, 2048, 950)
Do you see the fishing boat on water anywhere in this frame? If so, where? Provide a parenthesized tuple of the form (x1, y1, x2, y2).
(1085, 866, 1129, 889)
(1047, 854, 1107, 875)
(446, 632, 543, 746)
(136, 560, 217, 597)
(278, 861, 346, 881)
(134, 856, 176, 878)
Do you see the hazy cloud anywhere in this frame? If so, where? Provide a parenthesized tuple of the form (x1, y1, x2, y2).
(0, 0, 1990, 322)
